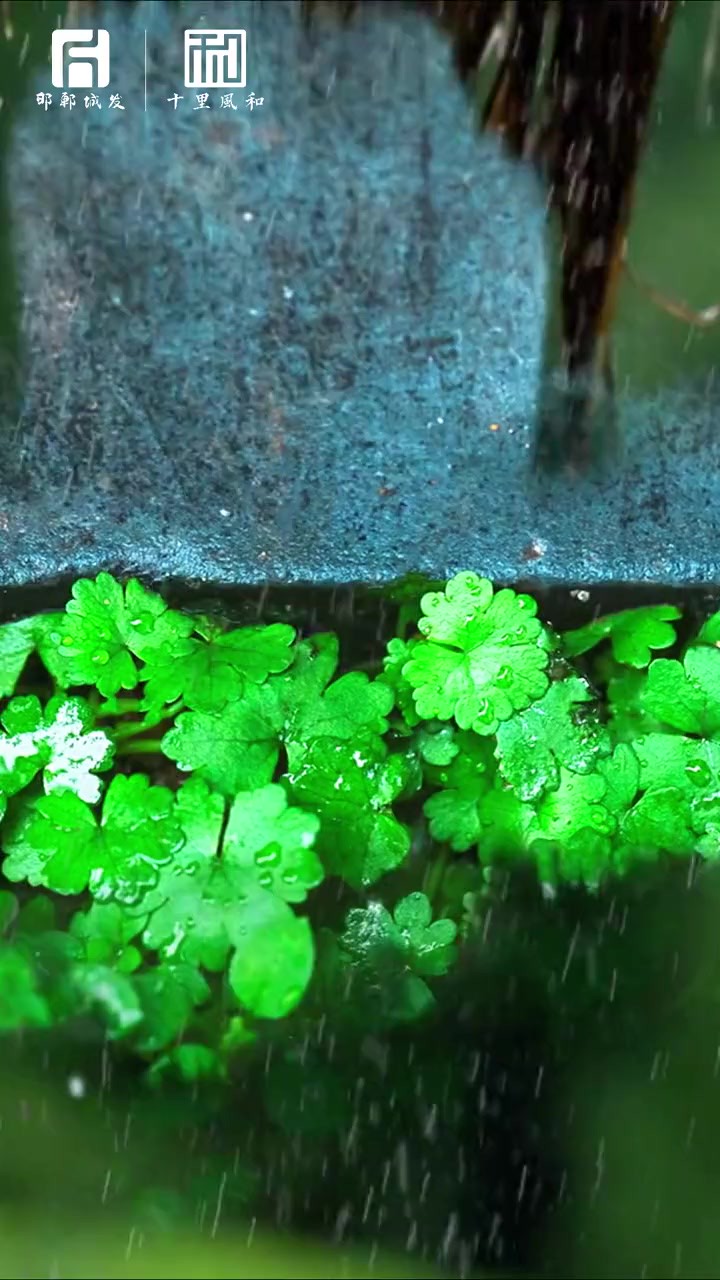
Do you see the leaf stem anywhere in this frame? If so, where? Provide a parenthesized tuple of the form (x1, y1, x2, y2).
(97, 698, 145, 717)
(114, 738, 166, 756)
(422, 844, 449, 906)
(111, 699, 185, 741)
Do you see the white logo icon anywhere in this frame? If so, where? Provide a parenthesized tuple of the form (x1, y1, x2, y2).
(51, 29, 110, 89)
(184, 29, 246, 89)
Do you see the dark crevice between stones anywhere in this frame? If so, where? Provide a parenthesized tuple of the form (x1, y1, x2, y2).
(3, 574, 720, 659)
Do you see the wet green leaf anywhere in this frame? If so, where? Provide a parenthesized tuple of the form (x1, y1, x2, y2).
(0, 943, 51, 1031)
(162, 683, 282, 796)
(222, 783, 322, 903)
(563, 604, 682, 668)
(0, 617, 36, 697)
(286, 737, 411, 888)
(495, 675, 608, 801)
(229, 910, 314, 1020)
(47, 573, 194, 696)
(132, 963, 211, 1052)
(2, 775, 181, 903)
(403, 572, 550, 735)
(141, 622, 296, 713)
(641, 647, 720, 735)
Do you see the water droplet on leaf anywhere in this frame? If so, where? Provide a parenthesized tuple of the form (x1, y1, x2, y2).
(685, 759, 712, 788)
(255, 842, 281, 868)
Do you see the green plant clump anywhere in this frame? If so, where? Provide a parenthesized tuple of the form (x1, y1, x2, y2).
(0, 569, 712, 1074)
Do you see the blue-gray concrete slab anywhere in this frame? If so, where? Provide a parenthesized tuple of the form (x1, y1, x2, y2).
(1, 0, 718, 592)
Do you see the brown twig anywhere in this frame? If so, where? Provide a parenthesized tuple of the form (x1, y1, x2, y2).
(623, 258, 720, 329)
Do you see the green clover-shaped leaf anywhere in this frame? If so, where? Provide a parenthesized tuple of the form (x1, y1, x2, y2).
(228, 910, 314, 1021)
(162, 683, 283, 796)
(141, 623, 296, 713)
(641, 647, 720, 736)
(380, 637, 422, 728)
(413, 722, 460, 767)
(476, 784, 537, 861)
(174, 775, 226, 856)
(286, 737, 411, 888)
(403, 573, 550, 735)
(534, 767, 611, 844)
(0, 694, 113, 815)
(2, 775, 181, 903)
(337, 893, 457, 1023)
(423, 732, 495, 851)
(692, 608, 720, 647)
(50, 573, 194, 696)
(141, 839, 314, 1018)
(631, 733, 720, 794)
(148, 1044, 225, 1086)
(142, 857, 273, 972)
(563, 604, 681, 668)
(132, 963, 210, 1052)
(0, 617, 36, 697)
(621, 788, 696, 857)
(391, 891, 458, 976)
(0, 943, 51, 1031)
(222, 784, 322, 903)
(603, 658, 663, 743)
(596, 742, 641, 815)
(64, 963, 144, 1039)
(277, 634, 394, 769)
(495, 675, 608, 801)
(70, 901, 144, 973)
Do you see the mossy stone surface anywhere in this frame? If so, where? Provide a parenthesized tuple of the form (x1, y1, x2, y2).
(1, 0, 716, 593)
